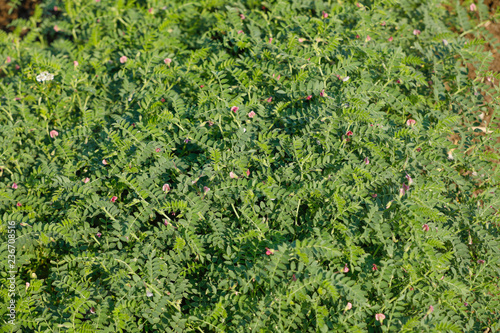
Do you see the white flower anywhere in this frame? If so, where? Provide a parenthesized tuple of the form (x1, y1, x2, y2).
(343, 76, 350, 82)
(36, 71, 55, 82)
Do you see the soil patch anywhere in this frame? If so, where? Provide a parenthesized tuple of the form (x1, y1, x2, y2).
(0, 0, 40, 32)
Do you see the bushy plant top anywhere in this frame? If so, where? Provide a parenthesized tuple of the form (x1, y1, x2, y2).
(0, 0, 499, 332)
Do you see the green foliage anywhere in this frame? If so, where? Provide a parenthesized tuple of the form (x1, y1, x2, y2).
(0, 0, 499, 332)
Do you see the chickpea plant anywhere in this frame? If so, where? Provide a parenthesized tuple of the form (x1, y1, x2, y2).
(0, 0, 499, 332)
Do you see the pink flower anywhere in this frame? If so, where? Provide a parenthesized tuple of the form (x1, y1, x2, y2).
(375, 313, 386, 322)
(95, 0, 100, 2)
(405, 174, 413, 185)
(184, 138, 189, 143)
(343, 264, 349, 273)
(396, 79, 401, 84)
(203, 186, 210, 193)
(200, 85, 204, 88)
(237, 30, 244, 34)
(248, 111, 256, 118)
(346, 302, 352, 310)
(381, 21, 386, 26)
(298, 38, 304, 43)
(102, 159, 108, 165)
(364, 157, 370, 165)
(164, 58, 172, 65)
(230, 171, 238, 179)
(416, 147, 422, 152)
(120, 56, 127, 63)
(246, 169, 250, 176)
(372, 264, 378, 271)
(292, 274, 297, 281)
(265, 247, 274, 255)
(12, 183, 18, 189)
(366, 35, 371, 41)
(355, 34, 360, 39)
(110, 196, 117, 203)
(26, 282, 30, 288)
(54, 25, 60, 32)
(208, 120, 214, 126)
(16, 202, 22, 207)
(83, 177, 90, 183)
(402, 183, 410, 192)
(231, 106, 239, 113)
(306, 95, 312, 100)
(356, 2, 362, 7)
(372, 194, 377, 198)
(429, 305, 434, 313)
(413, 29, 421, 36)
(388, 36, 393, 42)
(240, 14, 245, 19)
(422, 224, 429, 232)
(320, 89, 325, 97)
(322, 11, 328, 18)
(74, 61, 78, 67)
(346, 131, 353, 136)
(148, 8, 153, 14)
(269, 37, 273, 43)
(155, 148, 161, 152)
(406, 119, 416, 127)
(470, 3, 476, 11)
(163, 184, 171, 192)
(477, 259, 485, 264)
(97, 232, 101, 237)
(54, 6, 59, 11)
(6, 56, 11, 63)
(267, 96, 273, 103)
(161, 98, 165, 103)
(15, 65, 20, 70)
(50, 130, 59, 138)
(399, 187, 406, 197)
(276, 74, 281, 81)
(164, 220, 169, 226)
